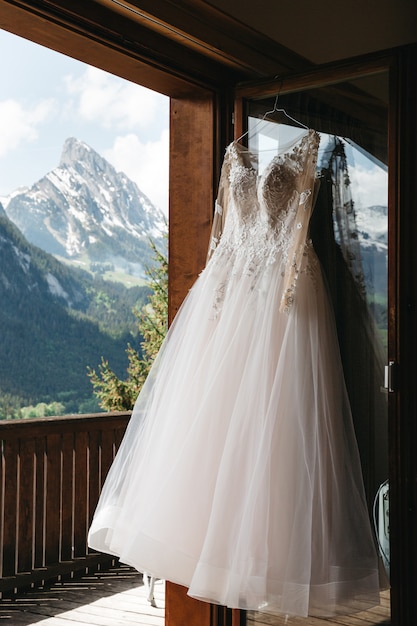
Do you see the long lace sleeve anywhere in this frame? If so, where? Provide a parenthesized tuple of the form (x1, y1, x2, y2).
(206, 152, 231, 264)
(280, 131, 320, 312)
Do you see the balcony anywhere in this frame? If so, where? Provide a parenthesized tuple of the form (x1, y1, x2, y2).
(0, 412, 131, 594)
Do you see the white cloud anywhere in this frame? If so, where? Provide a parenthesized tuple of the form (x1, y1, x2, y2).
(104, 130, 169, 215)
(0, 98, 55, 158)
(62, 66, 169, 213)
(64, 66, 168, 132)
(348, 163, 388, 208)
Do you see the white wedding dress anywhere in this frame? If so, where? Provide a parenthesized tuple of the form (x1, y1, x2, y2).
(88, 129, 381, 618)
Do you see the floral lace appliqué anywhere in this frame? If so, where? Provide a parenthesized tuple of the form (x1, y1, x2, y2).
(208, 130, 320, 317)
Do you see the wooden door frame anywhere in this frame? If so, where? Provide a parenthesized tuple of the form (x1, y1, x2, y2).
(387, 43, 417, 626)
(1, 2, 417, 622)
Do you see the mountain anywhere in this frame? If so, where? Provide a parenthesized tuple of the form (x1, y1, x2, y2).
(4, 138, 166, 277)
(344, 205, 387, 299)
(0, 212, 149, 409)
(356, 204, 387, 251)
(356, 204, 387, 297)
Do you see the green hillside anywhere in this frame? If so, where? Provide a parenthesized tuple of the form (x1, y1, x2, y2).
(0, 214, 151, 417)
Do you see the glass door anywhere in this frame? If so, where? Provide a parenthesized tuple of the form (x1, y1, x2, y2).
(240, 70, 390, 626)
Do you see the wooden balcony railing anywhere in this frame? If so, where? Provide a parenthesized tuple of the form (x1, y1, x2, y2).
(0, 411, 131, 594)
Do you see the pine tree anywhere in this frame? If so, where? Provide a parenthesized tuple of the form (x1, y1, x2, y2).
(88, 239, 168, 411)
(0, 393, 24, 420)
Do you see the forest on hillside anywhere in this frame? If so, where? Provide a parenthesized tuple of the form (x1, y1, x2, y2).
(0, 214, 153, 419)
(0, 279, 150, 419)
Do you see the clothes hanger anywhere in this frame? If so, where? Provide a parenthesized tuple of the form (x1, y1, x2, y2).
(235, 83, 309, 146)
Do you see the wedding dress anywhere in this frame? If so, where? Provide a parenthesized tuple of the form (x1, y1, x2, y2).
(88, 128, 381, 618)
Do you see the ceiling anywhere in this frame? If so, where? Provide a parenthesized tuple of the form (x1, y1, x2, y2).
(205, 0, 417, 64)
(1, 0, 416, 98)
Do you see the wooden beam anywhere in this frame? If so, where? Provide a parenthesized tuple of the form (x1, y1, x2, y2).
(168, 94, 215, 320)
(0, 0, 313, 98)
(166, 584, 211, 626)
(235, 49, 396, 99)
(0, 0, 231, 96)
(96, 0, 310, 75)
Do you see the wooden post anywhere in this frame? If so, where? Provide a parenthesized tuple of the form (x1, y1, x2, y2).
(167, 91, 243, 625)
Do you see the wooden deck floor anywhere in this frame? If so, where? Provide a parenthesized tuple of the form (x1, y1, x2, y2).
(247, 590, 390, 626)
(0, 565, 390, 626)
(0, 564, 165, 625)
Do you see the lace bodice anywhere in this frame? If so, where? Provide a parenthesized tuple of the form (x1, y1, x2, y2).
(208, 128, 320, 312)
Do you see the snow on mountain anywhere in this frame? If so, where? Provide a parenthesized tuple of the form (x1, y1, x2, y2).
(4, 138, 166, 276)
(349, 204, 387, 297)
(0, 187, 29, 211)
(0, 212, 87, 308)
(355, 204, 387, 253)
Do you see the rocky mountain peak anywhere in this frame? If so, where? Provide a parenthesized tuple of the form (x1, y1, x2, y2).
(59, 137, 111, 177)
(4, 138, 167, 277)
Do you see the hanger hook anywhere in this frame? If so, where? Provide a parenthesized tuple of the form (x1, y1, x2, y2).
(272, 80, 283, 113)
(235, 77, 308, 144)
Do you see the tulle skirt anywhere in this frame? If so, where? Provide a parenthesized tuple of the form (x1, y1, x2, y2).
(88, 243, 380, 618)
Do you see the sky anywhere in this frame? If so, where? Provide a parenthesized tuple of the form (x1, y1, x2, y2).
(0, 27, 387, 217)
(0, 29, 170, 214)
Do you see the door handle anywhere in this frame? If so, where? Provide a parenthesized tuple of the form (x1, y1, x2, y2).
(383, 361, 398, 393)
